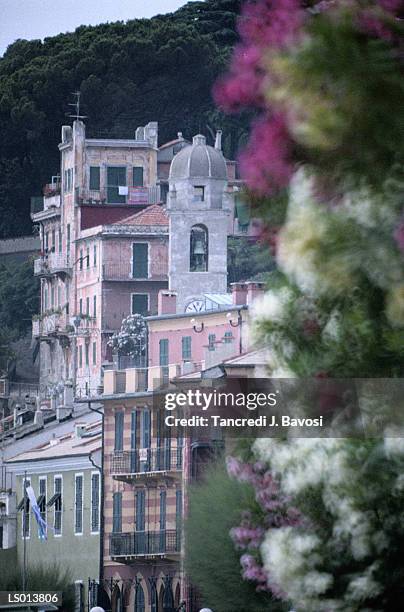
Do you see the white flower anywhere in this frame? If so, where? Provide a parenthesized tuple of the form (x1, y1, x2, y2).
(251, 287, 293, 324)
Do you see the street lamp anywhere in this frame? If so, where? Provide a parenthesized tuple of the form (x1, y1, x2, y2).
(226, 310, 243, 354)
(191, 318, 204, 333)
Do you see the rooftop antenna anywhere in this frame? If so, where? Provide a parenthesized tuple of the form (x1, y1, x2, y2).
(67, 91, 87, 121)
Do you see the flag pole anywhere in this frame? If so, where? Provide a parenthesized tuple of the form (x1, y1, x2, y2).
(22, 469, 27, 591)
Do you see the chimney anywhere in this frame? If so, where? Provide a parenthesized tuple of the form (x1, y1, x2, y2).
(178, 132, 184, 141)
(246, 281, 265, 305)
(231, 282, 248, 306)
(215, 130, 222, 151)
(158, 290, 177, 315)
(75, 423, 86, 438)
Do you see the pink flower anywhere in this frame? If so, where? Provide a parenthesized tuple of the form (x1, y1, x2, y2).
(394, 220, 404, 253)
(239, 114, 294, 195)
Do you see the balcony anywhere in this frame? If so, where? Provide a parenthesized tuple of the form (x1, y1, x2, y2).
(76, 186, 161, 206)
(102, 261, 167, 282)
(110, 529, 180, 561)
(32, 312, 70, 340)
(31, 184, 61, 220)
(103, 363, 204, 395)
(34, 253, 71, 277)
(110, 447, 183, 482)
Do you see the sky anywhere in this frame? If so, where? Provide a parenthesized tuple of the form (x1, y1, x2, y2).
(0, 0, 193, 55)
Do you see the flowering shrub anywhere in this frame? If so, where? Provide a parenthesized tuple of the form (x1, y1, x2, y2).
(108, 314, 147, 359)
(216, 1, 404, 609)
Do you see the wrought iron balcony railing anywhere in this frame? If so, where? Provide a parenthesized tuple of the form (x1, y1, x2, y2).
(110, 447, 183, 477)
(110, 529, 180, 557)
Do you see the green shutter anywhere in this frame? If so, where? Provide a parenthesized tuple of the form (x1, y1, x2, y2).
(132, 243, 148, 278)
(159, 339, 169, 366)
(182, 336, 192, 360)
(114, 412, 124, 451)
(133, 167, 144, 187)
(112, 492, 122, 533)
(89, 166, 100, 190)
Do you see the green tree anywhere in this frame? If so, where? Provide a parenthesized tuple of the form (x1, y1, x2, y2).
(0, 0, 247, 238)
(185, 460, 282, 612)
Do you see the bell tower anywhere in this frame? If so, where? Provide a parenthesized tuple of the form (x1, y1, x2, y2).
(167, 133, 230, 313)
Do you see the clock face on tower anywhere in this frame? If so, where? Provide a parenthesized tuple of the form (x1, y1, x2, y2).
(185, 299, 205, 313)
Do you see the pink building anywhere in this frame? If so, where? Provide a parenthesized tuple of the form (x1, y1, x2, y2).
(31, 120, 166, 400)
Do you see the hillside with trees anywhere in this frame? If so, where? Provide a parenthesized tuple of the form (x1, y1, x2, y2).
(0, 0, 246, 238)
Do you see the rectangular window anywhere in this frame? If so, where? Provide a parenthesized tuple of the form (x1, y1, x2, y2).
(224, 331, 233, 344)
(78, 345, 83, 368)
(86, 296, 90, 315)
(114, 412, 124, 451)
(22, 478, 31, 539)
(208, 333, 216, 351)
(79, 248, 83, 270)
(159, 490, 167, 550)
(176, 489, 182, 549)
(58, 228, 62, 254)
(93, 244, 97, 267)
(182, 336, 192, 360)
(57, 286, 61, 308)
(93, 295, 97, 318)
(89, 166, 100, 191)
(132, 243, 148, 278)
(136, 490, 145, 531)
(52, 229, 56, 252)
(131, 294, 149, 316)
(159, 339, 169, 366)
(140, 410, 151, 449)
(54, 476, 62, 535)
(45, 232, 49, 252)
(107, 166, 126, 204)
(86, 247, 90, 268)
(92, 341, 97, 366)
(91, 472, 100, 533)
(112, 492, 122, 533)
(79, 298, 83, 314)
(38, 477, 47, 537)
(193, 186, 205, 202)
(130, 411, 138, 472)
(51, 286, 55, 308)
(74, 474, 83, 535)
(85, 343, 89, 367)
(132, 166, 144, 187)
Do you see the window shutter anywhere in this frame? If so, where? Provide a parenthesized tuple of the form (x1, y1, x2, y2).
(160, 490, 166, 531)
(89, 167, 100, 190)
(133, 167, 144, 187)
(75, 475, 83, 534)
(182, 336, 191, 360)
(159, 339, 169, 366)
(114, 412, 124, 451)
(136, 490, 145, 531)
(112, 492, 122, 533)
(91, 473, 100, 532)
(132, 243, 148, 278)
(141, 410, 151, 449)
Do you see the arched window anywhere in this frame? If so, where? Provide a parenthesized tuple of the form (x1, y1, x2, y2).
(190, 224, 208, 272)
(135, 584, 145, 612)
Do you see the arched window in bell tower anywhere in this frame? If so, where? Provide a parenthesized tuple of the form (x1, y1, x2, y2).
(190, 224, 208, 272)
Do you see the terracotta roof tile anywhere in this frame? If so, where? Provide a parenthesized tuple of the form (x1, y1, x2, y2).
(114, 204, 169, 226)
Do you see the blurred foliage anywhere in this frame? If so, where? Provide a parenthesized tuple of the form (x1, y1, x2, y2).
(0, 0, 249, 238)
(185, 459, 281, 612)
(227, 236, 276, 284)
(0, 559, 74, 611)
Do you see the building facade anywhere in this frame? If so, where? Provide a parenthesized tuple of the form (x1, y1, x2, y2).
(5, 420, 102, 608)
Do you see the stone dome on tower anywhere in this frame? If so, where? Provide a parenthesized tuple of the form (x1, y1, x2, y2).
(169, 133, 227, 181)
